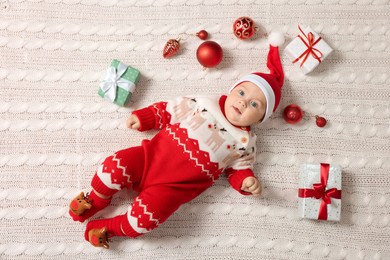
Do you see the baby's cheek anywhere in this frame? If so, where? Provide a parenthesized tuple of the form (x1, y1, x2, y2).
(258, 108, 266, 119)
(246, 111, 262, 125)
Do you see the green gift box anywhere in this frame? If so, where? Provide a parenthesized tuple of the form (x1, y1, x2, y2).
(98, 59, 140, 106)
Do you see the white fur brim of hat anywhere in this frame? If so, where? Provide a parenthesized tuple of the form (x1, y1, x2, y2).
(229, 74, 275, 124)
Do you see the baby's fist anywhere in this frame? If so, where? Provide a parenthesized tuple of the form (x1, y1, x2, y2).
(241, 177, 262, 196)
(126, 114, 140, 130)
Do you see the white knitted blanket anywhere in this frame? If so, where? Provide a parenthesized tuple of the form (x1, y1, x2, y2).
(1, 1, 389, 259)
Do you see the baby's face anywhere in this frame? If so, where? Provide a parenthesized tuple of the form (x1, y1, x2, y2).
(224, 82, 267, 126)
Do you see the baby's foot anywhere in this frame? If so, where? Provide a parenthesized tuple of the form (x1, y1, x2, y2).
(84, 214, 132, 248)
(69, 192, 92, 216)
(69, 190, 111, 222)
(87, 227, 110, 249)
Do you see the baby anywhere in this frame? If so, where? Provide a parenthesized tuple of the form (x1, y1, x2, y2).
(69, 38, 284, 249)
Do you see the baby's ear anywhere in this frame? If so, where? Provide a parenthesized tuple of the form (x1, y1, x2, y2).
(258, 115, 265, 124)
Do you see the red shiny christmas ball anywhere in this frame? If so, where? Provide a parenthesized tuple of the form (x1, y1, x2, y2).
(283, 104, 304, 124)
(196, 41, 223, 68)
(233, 16, 257, 40)
(196, 30, 208, 40)
(315, 116, 327, 127)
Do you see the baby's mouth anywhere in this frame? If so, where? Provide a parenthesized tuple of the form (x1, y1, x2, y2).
(233, 106, 242, 115)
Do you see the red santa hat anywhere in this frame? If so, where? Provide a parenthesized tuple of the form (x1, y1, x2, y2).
(229, 32, 285, 123)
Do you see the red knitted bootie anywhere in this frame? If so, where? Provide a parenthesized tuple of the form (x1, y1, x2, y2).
(69, 190, 111, 222)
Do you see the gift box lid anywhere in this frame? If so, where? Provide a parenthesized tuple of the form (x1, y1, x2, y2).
(98, 59, 141, 106)
(285, 26, 333, 74)
(298, 163, 342, 221)
(111, 59, 140, 83)
(299, 163, 342, 190)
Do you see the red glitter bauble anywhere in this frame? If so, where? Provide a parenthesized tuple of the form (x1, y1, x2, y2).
(283, 104, 304, 124)
(196, 41, 223, 68)
(233, 16, 257, 40)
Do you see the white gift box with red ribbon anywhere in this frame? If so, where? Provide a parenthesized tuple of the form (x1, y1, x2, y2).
(286, 26, 333, 74)
(298, 163, 342, 221)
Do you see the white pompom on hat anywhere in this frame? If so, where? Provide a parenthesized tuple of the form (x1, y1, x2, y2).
(230, 31, 285, 123)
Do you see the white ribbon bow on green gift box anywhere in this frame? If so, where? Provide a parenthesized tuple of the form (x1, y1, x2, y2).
(99, 62, 135, 102)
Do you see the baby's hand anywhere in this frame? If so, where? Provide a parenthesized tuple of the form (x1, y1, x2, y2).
(126, 114, 141, 130)
(241, 177, 262, 196)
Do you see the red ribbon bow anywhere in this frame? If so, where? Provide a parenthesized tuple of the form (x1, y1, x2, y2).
(293, 26, 323, 67)
(298, 163, 342, 220)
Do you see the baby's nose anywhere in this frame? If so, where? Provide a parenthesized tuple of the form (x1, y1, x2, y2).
(238, 100, 246, 108)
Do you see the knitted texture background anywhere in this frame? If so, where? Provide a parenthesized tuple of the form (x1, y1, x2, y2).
(1, 0, 389, 259)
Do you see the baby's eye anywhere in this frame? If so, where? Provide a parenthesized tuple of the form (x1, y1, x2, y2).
(250, 101, 258, 108)
(239, 90, 245, 96)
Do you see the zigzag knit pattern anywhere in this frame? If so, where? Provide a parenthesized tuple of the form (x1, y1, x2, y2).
(166, 124, 221, 181)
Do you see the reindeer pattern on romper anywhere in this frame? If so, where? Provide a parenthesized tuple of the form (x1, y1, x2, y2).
(167, 96, 257, 171)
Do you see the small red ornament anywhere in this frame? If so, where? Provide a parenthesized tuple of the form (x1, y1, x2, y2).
(283, 104, 304, 124)
(196, 41, 223, 68)
(315, 116, 327, 127)
(233, 16, 257, 40)
(196, 30, 208, 40)
(163, 39, 180, 58)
